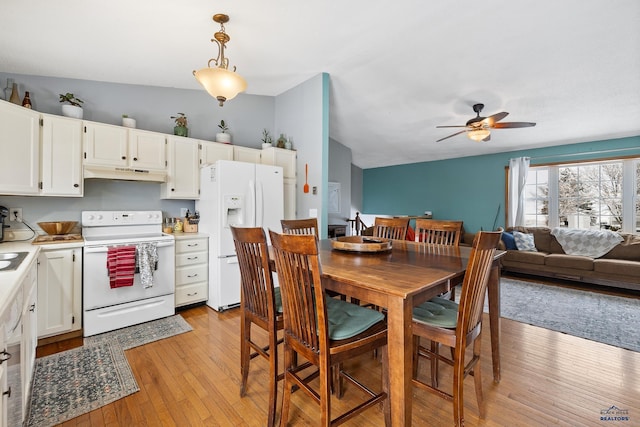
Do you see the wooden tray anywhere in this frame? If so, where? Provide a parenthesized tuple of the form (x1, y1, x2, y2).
(330, 236, 392, 253)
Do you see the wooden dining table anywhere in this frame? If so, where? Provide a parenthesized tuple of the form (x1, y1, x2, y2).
(317, 238, 505, 427)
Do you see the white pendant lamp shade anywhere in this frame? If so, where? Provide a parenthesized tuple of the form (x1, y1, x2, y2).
(194, 67, 247, 106)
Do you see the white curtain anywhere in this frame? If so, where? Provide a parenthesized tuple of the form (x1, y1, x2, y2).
(508, 157, 530, 227)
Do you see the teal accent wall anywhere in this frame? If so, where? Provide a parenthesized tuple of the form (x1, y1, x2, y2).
(363, 136, 640, 233)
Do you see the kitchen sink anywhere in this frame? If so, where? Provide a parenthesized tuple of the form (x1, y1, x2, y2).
(0, 252, 29, 271)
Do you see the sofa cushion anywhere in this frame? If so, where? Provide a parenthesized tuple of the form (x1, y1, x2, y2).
(593, 259, 640, 276)
(501, 232, 518, 250)
(514, 231, 537, 251)
(508, 227, 554, 252)
(601, 233, 640, 261)
(545, 254, 594, 271)
(503, 250, 547, 265)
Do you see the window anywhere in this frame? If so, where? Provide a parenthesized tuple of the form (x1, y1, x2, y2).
(523, 159, 638, 232)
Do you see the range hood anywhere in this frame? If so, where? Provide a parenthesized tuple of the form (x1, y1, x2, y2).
(83, 165, 167, 182)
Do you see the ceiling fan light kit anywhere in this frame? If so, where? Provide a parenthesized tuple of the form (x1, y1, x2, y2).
(193, 13, 247, 107)
(436, 103, 536, 143)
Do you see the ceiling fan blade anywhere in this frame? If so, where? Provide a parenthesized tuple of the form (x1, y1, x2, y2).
(436, 125, 468, 128)
(483, 112, 509, 126)
(482, 134, 491, 142)
(436, 129, 467, 142)
(492, 121, 536, 129)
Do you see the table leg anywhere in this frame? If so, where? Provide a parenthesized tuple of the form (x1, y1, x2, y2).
(487, 264, 501, 383)
(386, 296, 413, 426)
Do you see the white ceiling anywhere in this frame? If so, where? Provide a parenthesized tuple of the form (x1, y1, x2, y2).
(2, 0, 639, 169)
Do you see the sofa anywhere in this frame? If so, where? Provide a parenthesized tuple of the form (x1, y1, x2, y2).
(496, 226, 640, 291)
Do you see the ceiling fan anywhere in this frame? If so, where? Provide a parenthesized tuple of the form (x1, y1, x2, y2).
(436, 103, 536, 142)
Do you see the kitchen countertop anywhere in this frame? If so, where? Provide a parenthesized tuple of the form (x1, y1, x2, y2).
(0, 240, 41, 316)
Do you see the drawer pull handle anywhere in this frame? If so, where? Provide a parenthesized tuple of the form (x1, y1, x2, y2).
(187, 292, 199, 296)
(187, 274, 199, 278)
(3, 387, 11, 398)
(0, 350, 11, 364)
(187, 243, 199, 247)
(29, 303, 36, 312)
(187, 256, 199, 260)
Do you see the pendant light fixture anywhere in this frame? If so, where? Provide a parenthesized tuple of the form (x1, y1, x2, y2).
(193, 14, 247, 107)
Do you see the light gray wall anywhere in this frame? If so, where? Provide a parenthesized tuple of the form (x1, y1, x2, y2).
(328, 138, 352, 227)
(0, 72, 274, 146)
(275, 73, 328, 236)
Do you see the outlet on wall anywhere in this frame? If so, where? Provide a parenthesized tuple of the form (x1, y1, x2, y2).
(10, 208, 23, 222)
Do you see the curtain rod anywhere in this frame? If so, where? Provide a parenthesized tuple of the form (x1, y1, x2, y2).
(528, 146, 640, 162)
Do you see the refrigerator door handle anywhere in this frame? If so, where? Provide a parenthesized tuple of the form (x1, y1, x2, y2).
(249, 179, 257, 227)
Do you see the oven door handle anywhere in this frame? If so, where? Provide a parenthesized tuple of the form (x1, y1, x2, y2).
(83, 241, 175, 253)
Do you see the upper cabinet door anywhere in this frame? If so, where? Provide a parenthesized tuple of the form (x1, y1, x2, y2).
(83, 121, 128, 167)
(40, 113, 83, 196)
(128, 129, 166, 171)
(260, 146, 297, 179)
(200, 141, 233, 167)
(0, 100, 40, 195)
(233, 145, 262, 163)
(162, 136, 200, 199)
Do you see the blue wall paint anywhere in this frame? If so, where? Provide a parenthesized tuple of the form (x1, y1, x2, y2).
(363, 136, 640, 233)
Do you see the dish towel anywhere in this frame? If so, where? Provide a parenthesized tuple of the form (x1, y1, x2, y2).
(136, 242, 158, 289)
(107, 246, 136, 288)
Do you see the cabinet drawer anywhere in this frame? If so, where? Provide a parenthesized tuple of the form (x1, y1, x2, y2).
(175, 282, 208, 306)
(176, 251, 207, 267)
(176, 264, 208, 285)
(176, 239, 208, 253)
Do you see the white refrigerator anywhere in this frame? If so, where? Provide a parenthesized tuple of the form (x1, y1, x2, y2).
(196, 160, 284, 311)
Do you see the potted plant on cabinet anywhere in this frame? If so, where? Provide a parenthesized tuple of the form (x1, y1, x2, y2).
(59, 93, 84, 119)
(216, 120, 231, 144)
(261, 128, 273, 149)
(171, 113, 188, 137)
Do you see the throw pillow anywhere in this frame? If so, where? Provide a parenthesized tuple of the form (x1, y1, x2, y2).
(501, 232, 518, 250)
(513, 231, 537, 251)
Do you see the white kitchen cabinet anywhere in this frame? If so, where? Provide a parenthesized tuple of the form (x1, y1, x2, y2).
(36, 245, 82, 338)
(83, 121, 166, 170)
(161, 136, 200, 199)
(174, 235, 209, 307)
(233, 145, 262, 163)
(40, 113, 83, 196)
(0, 100, 40, 195)
(200, 140, 233, 166)
(261, 147, 297, 219)
(261, 146, 297, 179)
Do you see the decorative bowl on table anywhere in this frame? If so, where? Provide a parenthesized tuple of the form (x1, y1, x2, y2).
(38, 221, 78, 235)
(330, 236, 392, 253)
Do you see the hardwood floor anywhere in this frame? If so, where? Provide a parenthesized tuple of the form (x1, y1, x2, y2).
(38, 298, 640, 426)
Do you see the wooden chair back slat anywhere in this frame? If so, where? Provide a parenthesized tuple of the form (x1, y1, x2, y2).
(414, 219, 463, 246)
(373, 217, 410, 240)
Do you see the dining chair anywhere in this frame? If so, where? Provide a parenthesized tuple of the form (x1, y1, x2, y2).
(373, 217, 410, 240)
(231, 226, 284, 427)
(280, 218, 319, 237)
(415, 219, 464, 300)
(269, 230, 390, 426)
(412, 231, 501, 427)
(414, 219, 463, 246)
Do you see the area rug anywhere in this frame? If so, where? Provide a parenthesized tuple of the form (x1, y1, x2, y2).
(25, 315, 192, 427)
(495, 278, 640, 352)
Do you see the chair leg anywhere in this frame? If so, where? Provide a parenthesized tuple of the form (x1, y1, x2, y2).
(320, 364, 332, 427)
(381, 344, 391, 426)
(280, 346, 294, 427)
(267, 329, 279, 427)
(452, 346, 465, 427)
(412, 336, 420, 378)
(473, 336, 486, 419)
(240, 317, 250, 396)
(430, 341, 439, 388)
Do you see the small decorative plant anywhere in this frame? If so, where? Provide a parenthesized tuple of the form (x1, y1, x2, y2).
(59, 93, 84, 107)
(216, 119, 231, 143)
(171, 113, 188, 137)
(171, 113, 188, 128)
(261, 128, 272, 145)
